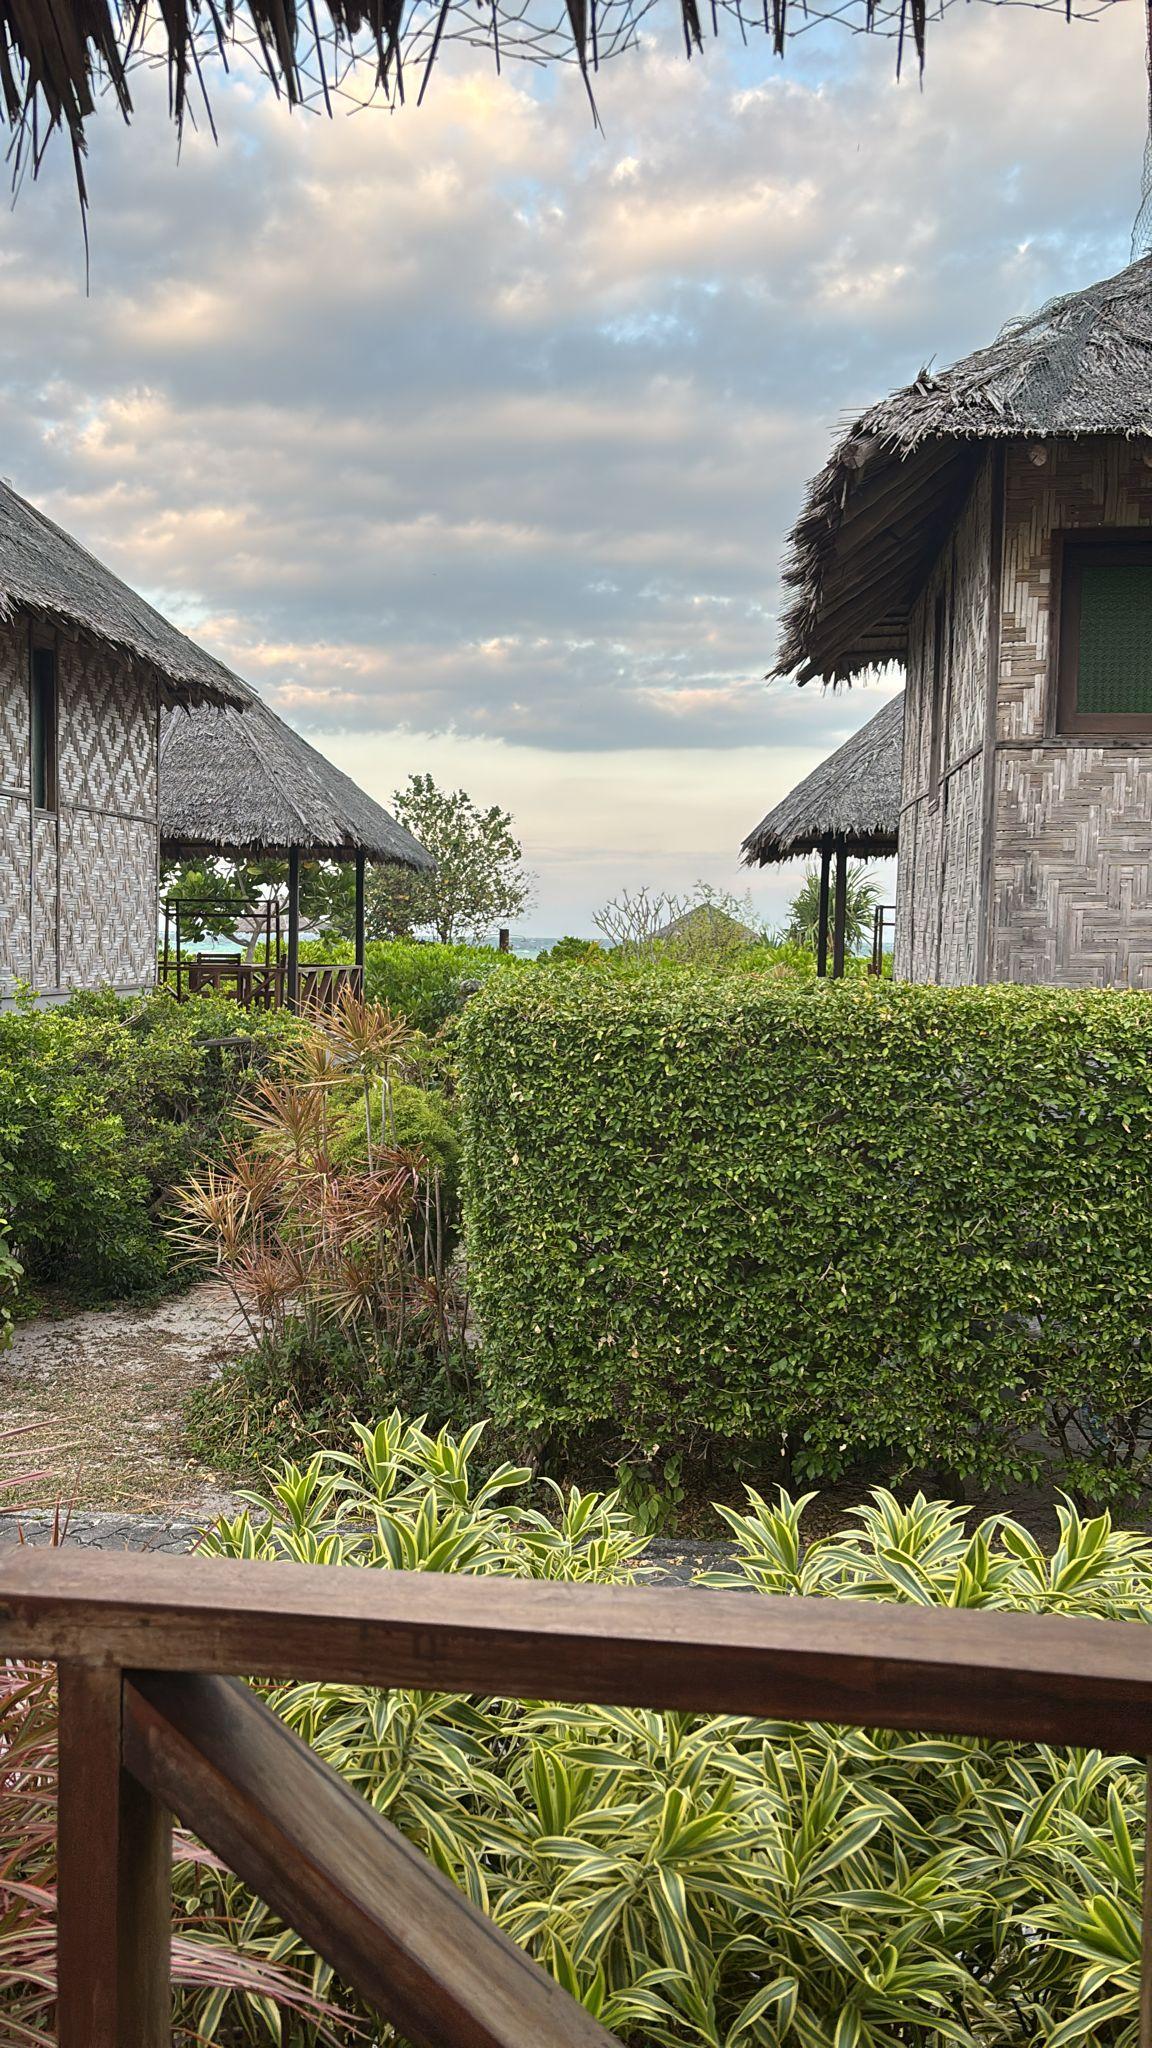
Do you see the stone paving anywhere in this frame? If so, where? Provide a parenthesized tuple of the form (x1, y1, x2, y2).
(0, 1511, 734, 1582)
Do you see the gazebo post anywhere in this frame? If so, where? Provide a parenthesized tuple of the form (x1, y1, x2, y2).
(832, 841, 848, 979)
(816, 840, 832, 978)
(354, 850, 366, 995)
(286, 847, 300, 1010)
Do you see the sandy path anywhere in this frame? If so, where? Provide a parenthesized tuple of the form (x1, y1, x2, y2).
(0, 1282, 247, 1515)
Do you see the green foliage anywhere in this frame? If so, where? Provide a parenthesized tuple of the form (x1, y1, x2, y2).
(372, 773, 535, 944)
(0, 1221, 19, 1350)
(161, 853, 356, 944)
(299, 934, 525, 1033)
(537, 936, 607, 965)
(0, 990, 301, 1300)
(460, 975, 1152, 1505)
(785, 861, 880, 955)
(199, 1434, 1152, 2046)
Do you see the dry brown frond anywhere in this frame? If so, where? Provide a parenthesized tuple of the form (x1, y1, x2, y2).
(240, 1075, 327, 1160)
(170, 1161, 266, 1265)
(229, 1243, 312, 1324)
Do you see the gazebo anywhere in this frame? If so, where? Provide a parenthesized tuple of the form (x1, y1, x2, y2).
(742, 692, 903, 974)
(158, 694, 432, 1009)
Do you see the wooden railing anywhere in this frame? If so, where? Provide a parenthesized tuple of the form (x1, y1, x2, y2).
(2, 1549, 1152, 2047)
(161, 959, 365, 1012)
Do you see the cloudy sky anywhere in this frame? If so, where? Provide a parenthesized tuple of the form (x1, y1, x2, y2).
(1, 0, 1146, 933)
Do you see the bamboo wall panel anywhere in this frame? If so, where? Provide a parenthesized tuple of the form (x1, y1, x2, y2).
(0, 792, 31, 990)
(893, 801, 916, 980)
(59, 812, 156, 991)
(58, 639, 157, 814)
(937, 756, 984, 985)
(990, 441, 1152, 985)
(991, 745, 1152, 985)
(0, 622, 28, 790)
(0, 619, 159, 998)
(897, 459, 992, 984)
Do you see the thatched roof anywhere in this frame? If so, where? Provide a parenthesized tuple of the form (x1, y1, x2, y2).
(159, 695, 434, 866)
(777, 254, 1152, 686)
(0, 482, 252, 709)
(3, 0, 1122, 199)
(742, 691, 903, 865)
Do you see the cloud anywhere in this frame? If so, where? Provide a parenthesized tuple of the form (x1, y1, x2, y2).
(0, 0, 1144, 919)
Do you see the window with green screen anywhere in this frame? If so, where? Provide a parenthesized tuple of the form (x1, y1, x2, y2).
(1076, 562, 1152, 716)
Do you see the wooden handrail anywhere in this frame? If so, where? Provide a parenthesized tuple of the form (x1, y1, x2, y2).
(3, 1546, 1152, 1747)
(3, 1549, 1151, 2046)
(125, 1670, 616, 2048)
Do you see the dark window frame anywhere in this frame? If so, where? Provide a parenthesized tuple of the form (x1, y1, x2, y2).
(1054, 528, 1152, 736)
(30, 638, 58, 814)
(927, 585, 949, 801)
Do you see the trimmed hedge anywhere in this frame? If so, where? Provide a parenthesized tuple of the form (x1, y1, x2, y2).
(460, 973, 1152, 1500)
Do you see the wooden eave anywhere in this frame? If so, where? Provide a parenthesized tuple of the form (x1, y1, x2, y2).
(796, 441, 980, 684)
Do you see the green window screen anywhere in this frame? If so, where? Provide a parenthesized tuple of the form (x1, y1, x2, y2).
(1077, 563, 1152, 715)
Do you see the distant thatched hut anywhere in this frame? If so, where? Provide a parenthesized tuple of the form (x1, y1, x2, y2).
(0, 481, 252, 1002)
(159, 695, 432, 1004)
(742, 693, 902, 973)
(776, 255, 1152, 988)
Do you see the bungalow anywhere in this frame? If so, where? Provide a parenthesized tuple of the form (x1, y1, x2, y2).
(0, 483, 431, 1006)
(769, 254, 1152, 988)
(0, 482, 253, 1001)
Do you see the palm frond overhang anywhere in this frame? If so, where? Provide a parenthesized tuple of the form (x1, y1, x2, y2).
(0, 0, 1125, 199)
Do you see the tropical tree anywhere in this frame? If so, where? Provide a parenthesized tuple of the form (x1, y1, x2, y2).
(785, 861, 879, 955)
(161, 857, 354, 949)
(370, 775, 534, 945)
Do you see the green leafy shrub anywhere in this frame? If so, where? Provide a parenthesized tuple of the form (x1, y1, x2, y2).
(298, 936, 524, 1033)
(0, 990, 301, 1300)
(199, 1424, 1152, 2046)
(0, 1220, 20, 1349)
(536, 936, 607, 965)
(460, 976, 1152, 1504)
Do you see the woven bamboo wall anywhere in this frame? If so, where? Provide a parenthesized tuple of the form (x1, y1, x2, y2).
(988, 439, 1152, 987)
(0, 615, 160, 999)
(895, 459, 992, 984)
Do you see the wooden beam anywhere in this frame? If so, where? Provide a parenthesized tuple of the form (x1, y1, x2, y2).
(3, 1551, 1152, 1750)
(832, 842, 848, 978)
(124, 1672, 617, 2048)
(354, 850, 366, 978)
(816, 840, 831, 978)
(286, 846, 300, 1010)
(56, 1664, 171, 2048)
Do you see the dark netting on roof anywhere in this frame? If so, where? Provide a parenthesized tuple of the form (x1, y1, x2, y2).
(0, 0, 1126, 206)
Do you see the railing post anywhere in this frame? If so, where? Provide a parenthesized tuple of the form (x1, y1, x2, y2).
(57, 1663, 172, 2048)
